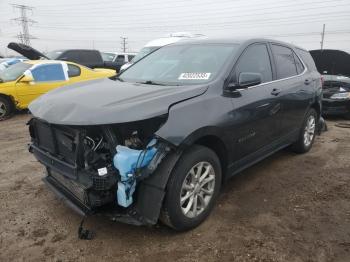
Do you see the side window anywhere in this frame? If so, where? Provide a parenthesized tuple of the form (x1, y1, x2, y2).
(293, 52, 305, 74)
(128, 55, 135, 62)
(31, 64, 66, 82)
(234, 44, 272, 83)
(79, 51, 93, 63)
(297, 49, 317, 71)
(271, 44, 298, 79)
(115, 55, 125, 64)
(61, 51, 80, 63)
(67, 64, 81, 77)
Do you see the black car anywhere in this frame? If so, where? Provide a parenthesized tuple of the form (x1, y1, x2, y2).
(7, 42, 122, 71)
(322, 75, 350, 119)
(28, 38, 322, 231)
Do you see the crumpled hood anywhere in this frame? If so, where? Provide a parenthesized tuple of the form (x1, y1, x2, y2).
(29, 78, 208, 125)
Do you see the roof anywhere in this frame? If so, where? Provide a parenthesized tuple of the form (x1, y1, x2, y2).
(169, 37, 306, 50)
(102, 52, 137, 55)
(24, 60, 76, 65)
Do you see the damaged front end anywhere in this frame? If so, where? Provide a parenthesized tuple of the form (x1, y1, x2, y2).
(28, 116, 180, 226)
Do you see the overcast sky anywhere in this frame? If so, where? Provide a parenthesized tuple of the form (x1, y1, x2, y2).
(1, 0, 350, 56)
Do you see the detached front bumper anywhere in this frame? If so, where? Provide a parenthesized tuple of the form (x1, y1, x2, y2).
(43, 174, 91, 216)
(43, 169, 149, 226)
(322, 98, 350, 116)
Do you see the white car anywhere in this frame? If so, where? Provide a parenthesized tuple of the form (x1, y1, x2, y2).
(120, 32, 205, 71)
(101, 52, 137, 65)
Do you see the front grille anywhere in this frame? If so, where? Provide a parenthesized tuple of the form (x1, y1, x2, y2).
(31, 119, 81, 167)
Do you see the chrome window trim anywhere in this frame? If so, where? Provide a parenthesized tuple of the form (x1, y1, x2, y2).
(236, 47, 308, 92)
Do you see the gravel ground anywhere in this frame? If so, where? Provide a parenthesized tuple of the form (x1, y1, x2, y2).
(0, 113, 349, 262)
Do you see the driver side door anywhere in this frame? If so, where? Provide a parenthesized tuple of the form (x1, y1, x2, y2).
(15, 63, 69, 108)
(228, 43, 283, 163)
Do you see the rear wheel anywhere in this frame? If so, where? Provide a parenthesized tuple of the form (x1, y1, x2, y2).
(291, 108, 317, 153)
(161, 145, 221, 231)
(0, 96, 14, 120)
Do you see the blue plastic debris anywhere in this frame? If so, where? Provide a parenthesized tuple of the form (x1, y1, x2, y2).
(113, 139, 157, 207)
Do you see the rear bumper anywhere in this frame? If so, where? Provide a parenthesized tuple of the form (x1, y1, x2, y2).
(322, 99, 350, 115)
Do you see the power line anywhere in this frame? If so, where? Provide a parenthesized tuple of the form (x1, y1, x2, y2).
(11, 4, 36, 45)
(31, 12, 350, 31)
(31, 1, 350, 27)
(33, 0, 347, 13)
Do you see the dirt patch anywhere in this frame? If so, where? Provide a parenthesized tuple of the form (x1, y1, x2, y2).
(0, 114, 349, 262)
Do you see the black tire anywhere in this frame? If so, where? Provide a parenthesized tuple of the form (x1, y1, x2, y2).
(160, 145, 222, 231)
(291, 108, 317, 153)
(0, 96, 14, 120)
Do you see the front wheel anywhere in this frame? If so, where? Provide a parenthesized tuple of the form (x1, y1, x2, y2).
(291, 108, 317, 153)
(161, 145, 222, 231)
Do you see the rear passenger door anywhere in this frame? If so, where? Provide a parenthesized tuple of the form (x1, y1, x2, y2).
(270, 44, 311, 137)
(229, 43, 282, 160)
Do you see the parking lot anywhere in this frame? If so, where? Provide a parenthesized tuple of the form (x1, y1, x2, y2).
(0, 113, 348, 262)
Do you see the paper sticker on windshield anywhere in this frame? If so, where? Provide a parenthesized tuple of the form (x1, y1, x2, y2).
(179, 72, 211, 80)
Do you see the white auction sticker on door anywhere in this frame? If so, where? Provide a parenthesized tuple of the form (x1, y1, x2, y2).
(178, 72, 211, 80)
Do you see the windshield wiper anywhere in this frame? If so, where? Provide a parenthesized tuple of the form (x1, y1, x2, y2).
(137, 80, 166, 86)
(110, 75, 124, 82)
(138, 80, 181, 86)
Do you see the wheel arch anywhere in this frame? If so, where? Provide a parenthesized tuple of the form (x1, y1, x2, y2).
(192, 135, 228, 181)
(177, 127, 230, 181)
(0, 93, 16, 106)
(310, 100, 321, 120)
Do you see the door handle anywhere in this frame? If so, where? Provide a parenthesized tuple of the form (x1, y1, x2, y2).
(271, 88, 281, 96)
(304, 78, 311, 85)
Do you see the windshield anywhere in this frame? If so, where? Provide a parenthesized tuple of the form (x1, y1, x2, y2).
(131, 46, 160, 63)
(46, 50, 64, 59)
(101, 52, 116, 62)
(120, 44, 238, 85)
(0, 62, 32, 82)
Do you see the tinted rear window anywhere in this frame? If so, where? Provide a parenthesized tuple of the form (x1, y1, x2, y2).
(79, 51, 102, 63)
(61, 51, 81, 62)
(296, 48, 317, 71)
(271, 44, 298, 79)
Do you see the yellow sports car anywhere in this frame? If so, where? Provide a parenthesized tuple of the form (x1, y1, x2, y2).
(0, 60, 116, 119)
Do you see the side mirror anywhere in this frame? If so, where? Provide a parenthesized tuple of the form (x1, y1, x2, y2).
(20, 74, 34, 83)
(238, 72, 262, 88)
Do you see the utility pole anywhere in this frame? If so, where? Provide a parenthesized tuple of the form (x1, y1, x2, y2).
(11, 4, 36, 46)
(120, 37, 128, 52)
(320, 24, 326, 50)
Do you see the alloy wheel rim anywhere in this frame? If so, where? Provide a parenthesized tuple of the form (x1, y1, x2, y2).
(0, 102, 7, 117)
(180, 161, 215, 218)
(304, 115, 316, 147)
